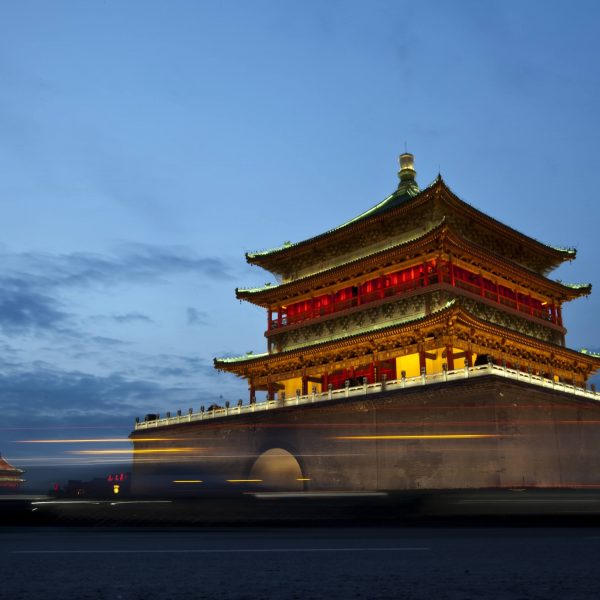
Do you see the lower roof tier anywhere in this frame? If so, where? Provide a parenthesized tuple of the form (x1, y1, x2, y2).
(214, 304, 600, 385)
(266, 289, 565, 355)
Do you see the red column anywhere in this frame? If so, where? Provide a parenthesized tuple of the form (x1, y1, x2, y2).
(422, 261, 429, 286)
(322, 372, 329, 390)
(380, 274, 386, 299)
(267, 381, 274, 401)
(419, 350, 426, 374)
(479, 274, 485, 297)
(267, 309, 272, 331)
(301, 375, 308, 395)
(449, 258, 455, 286)
(529, 294, 533, 316)
(277, 308, 282, 328)
(464, 350, 472, 367)
(446, 346, 455, 370)
(249, 382, 256, 403)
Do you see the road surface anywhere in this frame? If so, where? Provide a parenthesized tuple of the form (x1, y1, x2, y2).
(2, 526, 600, 599)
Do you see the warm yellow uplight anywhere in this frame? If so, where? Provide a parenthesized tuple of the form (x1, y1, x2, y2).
(226, 479, 263, 483)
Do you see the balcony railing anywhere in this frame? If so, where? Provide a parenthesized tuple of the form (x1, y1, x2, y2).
(269, 271, 555, 331)
(134, 364, 597, 431)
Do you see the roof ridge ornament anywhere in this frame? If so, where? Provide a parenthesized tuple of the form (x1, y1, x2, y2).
(397, 152, 419, 195)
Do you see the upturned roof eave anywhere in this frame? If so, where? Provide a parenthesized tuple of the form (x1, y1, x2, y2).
(244, 181, 436, 268)
(237, 219, 448, 304)
(439, 182, 576, 264)
(214, 302, 600, 375)
(214, 300, 459, 371)
(237, 222, 589, 308)
(245, 178, 576, 272)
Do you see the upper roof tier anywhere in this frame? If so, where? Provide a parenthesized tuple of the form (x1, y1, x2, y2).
(246, 154, 576, 281)
(237, 221, 590, 308)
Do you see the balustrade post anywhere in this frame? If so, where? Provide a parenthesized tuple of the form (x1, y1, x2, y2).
(345, 380, 350, 398)
(328, 383, 333, 400)
(443, 363, 448, 382)
(363, 377, 368, 395)
(401, 370, 406, 388)
(381, 373, 387, 392)
(421, 367, 426, 385)
(311, 386, 316, 402)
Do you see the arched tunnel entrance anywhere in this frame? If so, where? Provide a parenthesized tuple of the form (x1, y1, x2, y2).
(249, 448, 304, 491)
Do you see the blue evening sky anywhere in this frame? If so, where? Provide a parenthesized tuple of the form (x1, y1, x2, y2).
(1, 1, 599, 476)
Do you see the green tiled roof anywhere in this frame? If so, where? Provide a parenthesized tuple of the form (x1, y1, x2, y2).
(216, 351, 269, 364)
(214, 300, 457, 366)
(246, 184, 425, 259)
(561, 282, 591, 290)
(238, 219, 445, 295)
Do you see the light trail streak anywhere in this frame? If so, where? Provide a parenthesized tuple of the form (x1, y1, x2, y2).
(16, 438, 171, 443)
(227, 479, 263, 483)
(67, 448, 200, 455)
(332, 434, 501, 441)
(172, 480, 203, 483)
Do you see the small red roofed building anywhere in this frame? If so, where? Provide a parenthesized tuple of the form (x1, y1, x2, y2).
(0, 453, 25, 492)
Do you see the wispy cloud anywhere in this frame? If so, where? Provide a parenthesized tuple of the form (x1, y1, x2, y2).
(111, 312, 153, 324)
(0, 284, 67, 334)
(0, 243, 233, 336)
(0, 359, 226, 427)
(186, 307, 208, 326)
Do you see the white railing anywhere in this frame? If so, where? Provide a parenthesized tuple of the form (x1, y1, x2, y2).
(133, 364, 598, 431)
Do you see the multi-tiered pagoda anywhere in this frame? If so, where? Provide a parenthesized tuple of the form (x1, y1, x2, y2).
(215, 154, 598, 397)
(133, 152, 600, 494)
(0, 453, 25, 492)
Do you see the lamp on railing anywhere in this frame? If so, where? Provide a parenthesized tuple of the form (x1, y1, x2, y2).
(135, 417, 140, 424)
(166, 411, 171, 418)
(188, 408, 193, 415)
(177, 409, 181, 417)
(200, 405, 205, 413)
